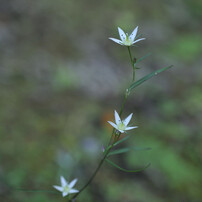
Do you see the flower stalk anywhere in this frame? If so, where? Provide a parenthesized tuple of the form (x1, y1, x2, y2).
(127, 46, 136, 81)
(69, 46, 138, 201)
(69, 93, 130, 201)
(70, 146, 111, 201)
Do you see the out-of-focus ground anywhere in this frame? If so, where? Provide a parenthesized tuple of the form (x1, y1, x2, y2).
(0, 0, 202, 201)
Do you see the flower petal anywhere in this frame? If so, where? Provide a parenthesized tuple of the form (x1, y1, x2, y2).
(125, 126, 138, 130)
(108, 121, 118, 130)
(53, 185, 63, 192)
(118, 27, 126, 41)
(69, 178, 78, 189)
(118, 129, 125, 133)
(62, 192, 68, 197)
(60, 176, 67, 187)
(69, 189, 79, 194)
(123, 113, 133, 126)
(132, 38, 145, 44)
(109, 38, 123, 45)
(114, 110, 121, 125)
(129, 26, 138, 42)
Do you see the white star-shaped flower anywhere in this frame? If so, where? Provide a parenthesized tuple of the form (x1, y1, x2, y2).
(53, 176, 79, 197)
(108, 110, 138, 133)
(109, 26, 145, 46)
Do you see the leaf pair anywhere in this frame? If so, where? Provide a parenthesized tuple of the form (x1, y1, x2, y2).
(105, 147, 151, 172)
(105, 135, 151, 172)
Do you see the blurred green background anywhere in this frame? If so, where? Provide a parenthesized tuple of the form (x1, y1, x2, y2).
(0, 0, 202, 201)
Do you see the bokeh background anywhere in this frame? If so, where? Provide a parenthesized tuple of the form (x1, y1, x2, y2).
(0, 0, 202, 201)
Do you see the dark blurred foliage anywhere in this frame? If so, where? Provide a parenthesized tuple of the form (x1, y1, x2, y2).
(0, 0, 202, 201)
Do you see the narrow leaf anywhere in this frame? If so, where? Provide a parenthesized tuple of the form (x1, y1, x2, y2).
(105, 159, 150, 172)
(108, 148, 130, 156)
(113, 136, 130, 147)
(128, 65, 173, 92)
(135, 53, 151, 65)
(107, 146, 151, 157)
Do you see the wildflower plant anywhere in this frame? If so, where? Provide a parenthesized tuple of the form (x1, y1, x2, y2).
(19, 25, 173, 201)
(62, 26, 172, 201)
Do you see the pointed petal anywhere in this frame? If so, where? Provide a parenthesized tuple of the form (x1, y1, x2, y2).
(129, 26, 138, 41)
(108, 121, 118, 130)
(62, 192, 68, 197)
(118, 27, 126, 41)
(60, 176, 67, 187)
(118, 129, 125, 133)
(109, 38, 123, 45)
(114, 110, 121, 125)
(125, 126, 138, 130)
(53, 185, 63, 192)
(132, 38, 145, 44)
(69, 179, 78, 189)
(69, 189, 79, 194)
(123, 113, 133, 126)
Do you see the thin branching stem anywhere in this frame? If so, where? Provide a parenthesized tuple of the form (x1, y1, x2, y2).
(70, 139, 118, 201)
(70, 151, 109, 200)
(70, 95, 128, 201)
(69, 47, 133, 201)
(127, 46, 135, 81)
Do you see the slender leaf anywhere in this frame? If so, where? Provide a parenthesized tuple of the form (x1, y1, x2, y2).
(113, 136, 130, 147)
(135, 53, 151, 65)
(107, 146, 152, 157)
(108, 148, 130, 156)
(105, 159, 150, 172)
(103, 136, 130, 155)
(128, 65, 173, 92)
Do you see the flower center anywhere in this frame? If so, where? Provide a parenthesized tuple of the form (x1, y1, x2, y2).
(117, 122, 126, 131)
(63, 185, 70, 193)
(123, 33, 132, 46)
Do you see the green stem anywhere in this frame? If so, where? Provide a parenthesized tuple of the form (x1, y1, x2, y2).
(70, 143, 114, 201)
(69, 47, 133, 201)
(127, 46, 135, 81)
(70, 92, 129, 201)
(119, 91, 128, 117)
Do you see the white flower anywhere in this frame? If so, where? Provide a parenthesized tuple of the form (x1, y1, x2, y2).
(109, 26, 145, 46)
(108, 110, 138, 133)
(53, 176, 79, 197)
